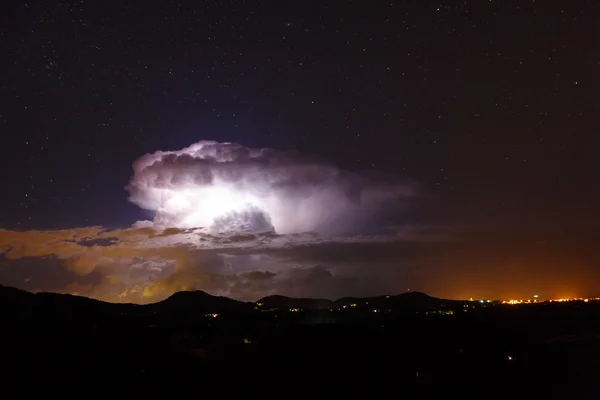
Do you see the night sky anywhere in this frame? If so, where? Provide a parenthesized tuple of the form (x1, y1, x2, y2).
(0, 1, 598, 302)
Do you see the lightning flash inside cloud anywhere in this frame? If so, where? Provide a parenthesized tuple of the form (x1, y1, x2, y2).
(125, 141, 413, 236)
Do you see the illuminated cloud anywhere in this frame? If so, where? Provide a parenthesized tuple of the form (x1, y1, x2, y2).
(125, 140, 414, 236)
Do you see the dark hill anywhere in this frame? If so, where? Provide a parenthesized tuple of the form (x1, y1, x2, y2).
(0, 284, 35, 301)
(149, 290, 253, 313)
(335, 291, 459, 310)
(0, 284, 459, 318)
(257, 291, 461, 312)
(0, 285, 252, 320)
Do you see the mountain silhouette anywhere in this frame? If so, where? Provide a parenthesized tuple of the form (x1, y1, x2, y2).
(152, 290, 253, 313)
(0, 284, 458, 320)
(258, 291, 459, 311)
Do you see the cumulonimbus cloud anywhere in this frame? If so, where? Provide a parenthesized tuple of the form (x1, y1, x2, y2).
(125, 141, 414, 236)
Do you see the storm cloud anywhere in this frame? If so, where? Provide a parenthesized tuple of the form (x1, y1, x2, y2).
(125, 141, 414, 235)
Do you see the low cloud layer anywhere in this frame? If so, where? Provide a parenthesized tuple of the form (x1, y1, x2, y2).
(0, 224, 449, 303)
(2, 223, 595, 302)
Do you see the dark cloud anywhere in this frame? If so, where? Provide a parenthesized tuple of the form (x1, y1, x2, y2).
(77, 237, 119, 247)
(224, 265, 402, 301)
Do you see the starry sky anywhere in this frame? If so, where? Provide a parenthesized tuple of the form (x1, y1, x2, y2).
(0, 1, 598, 301)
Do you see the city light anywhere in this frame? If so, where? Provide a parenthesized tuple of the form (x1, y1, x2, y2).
(501, 297, 600, 305)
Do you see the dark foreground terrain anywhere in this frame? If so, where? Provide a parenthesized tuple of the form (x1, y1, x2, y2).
(2, 285, 600, 398)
